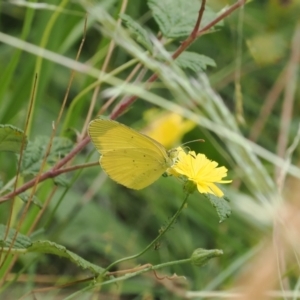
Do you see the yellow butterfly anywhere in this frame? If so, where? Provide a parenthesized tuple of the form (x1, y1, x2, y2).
(88, 118, 178, 190)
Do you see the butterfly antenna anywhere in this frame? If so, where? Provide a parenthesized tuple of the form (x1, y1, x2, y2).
(180, 139, 205, 147)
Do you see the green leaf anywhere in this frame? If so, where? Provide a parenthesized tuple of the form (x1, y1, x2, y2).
(204, 193, 231, 223)
(18, 193, 43, 209)
(0, 224, 32, 249)
(148, 0, 220, 39)
(21, 136, 73, 175)
(0, 225, 106, 276)
(0, 124, 27, 153)
(175, 51, 216, 71)
(28, 240, 106, 276)
(120, 13, 153, 52)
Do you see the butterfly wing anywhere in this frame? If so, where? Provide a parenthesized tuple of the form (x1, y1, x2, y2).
(88, 118, 174, 189)
(88, 118, 168, 158)
(101, 148, 169, 190)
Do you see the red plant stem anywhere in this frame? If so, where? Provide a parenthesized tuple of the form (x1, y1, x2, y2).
(111, 0, 247, 119)
(0, 137, 91, 203)
(191, 0, 206, 39)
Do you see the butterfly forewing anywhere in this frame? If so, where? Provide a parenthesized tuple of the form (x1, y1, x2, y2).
(88, 119, 167, 158)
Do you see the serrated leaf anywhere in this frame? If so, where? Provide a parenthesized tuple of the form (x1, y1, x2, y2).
(0, 224, 32, 249)
(120, 13, 153, 53)
(0, 226, 106, 276)
(204, 193, 231, 222)
(0, 124, 27, 153)
(21, 136, 73, 175)
(28, 240, 106, 276)
(18, 193, 43, 209)
(148, 0, 220, 39)
(175, 51, 216, 71)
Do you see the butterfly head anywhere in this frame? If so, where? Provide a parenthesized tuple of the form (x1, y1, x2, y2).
(167, 147, 181, 167)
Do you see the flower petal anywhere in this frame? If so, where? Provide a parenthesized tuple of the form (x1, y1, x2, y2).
(170, 149, 232, 197)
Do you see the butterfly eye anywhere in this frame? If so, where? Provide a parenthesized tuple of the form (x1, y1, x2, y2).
(169, 148, 179, 157)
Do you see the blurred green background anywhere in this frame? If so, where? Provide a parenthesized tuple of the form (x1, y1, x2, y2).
(0, 0, 300, 299)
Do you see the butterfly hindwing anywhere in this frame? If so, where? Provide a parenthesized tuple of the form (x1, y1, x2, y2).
(101, 148, 169, 190)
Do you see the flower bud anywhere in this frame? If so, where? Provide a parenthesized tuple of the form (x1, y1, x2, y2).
(191, 248, 223, 267)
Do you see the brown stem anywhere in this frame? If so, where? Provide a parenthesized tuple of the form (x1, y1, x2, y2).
(276, 22, 300, 172)
(0, 137, 91, 203)
(191, 0, 206, 39)
(111, 0, 247, 119)
(27, 186, 58, 235)
(82, 1, 129, 139)
(249, 68, 286, 142)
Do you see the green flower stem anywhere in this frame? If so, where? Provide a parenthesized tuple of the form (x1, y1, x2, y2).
(102, 258, 192, 284)
(65, 257, 192, 300)
(103, 193, 190, 274)
(54, 248, 224, 300)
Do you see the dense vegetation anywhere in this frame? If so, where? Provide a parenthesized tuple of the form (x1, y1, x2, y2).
(0, 0, 300, 299)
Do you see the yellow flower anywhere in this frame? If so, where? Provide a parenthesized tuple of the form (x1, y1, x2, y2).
(169, 148, 232, 197)
(143, 110, 195, 149)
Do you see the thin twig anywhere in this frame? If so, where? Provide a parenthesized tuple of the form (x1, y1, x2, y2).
(111, 0, 247, 119)
(234, 3, 245, 124)
(249, 68, 287, 142)
(82, 0, 128, 138)
(191, 0, 206, 38)
(27, 186, 58, 235)
(0, 157, 98, 203)
(276, 22, 300, 174)
(99, 62, 143, 115)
